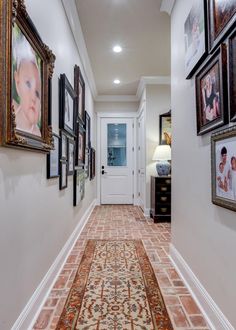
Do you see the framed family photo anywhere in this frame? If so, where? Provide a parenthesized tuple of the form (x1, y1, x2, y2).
(59, 74, 77, 137)
(159, 111, 171, 145)
(47, 133, 60, 179)
(211, 126, 236, 212)
(184, 0, 208, 79)
(229, 29, 236, 122)
(195, 44, 228, 135)
(208, 0, 236, 51)
(67, 137, 75, 175)
(74, 65, 85, 125)
(0, 0, 55, 152)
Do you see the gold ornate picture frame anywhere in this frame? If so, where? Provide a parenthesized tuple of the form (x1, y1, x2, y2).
(0, 0, 55, 152)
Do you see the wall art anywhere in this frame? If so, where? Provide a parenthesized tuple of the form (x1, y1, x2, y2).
(184, 0, 208, 79)
(90, 148, 96, 180)
(159, 111, 171, 145)
(60, 130, 68, 160)
(211, 126, 236, 211)
(73, 169, 85, 206)
(59, 160, 68, 190)
(67, 136, 75, 176)
(47, 133, 60, 179)
(229, 28, 236, 122)
(74, 65, 85, 125)
(0, 0, 55, 152)
(208, 0, 236, 51)
(195, 44, 228, 135)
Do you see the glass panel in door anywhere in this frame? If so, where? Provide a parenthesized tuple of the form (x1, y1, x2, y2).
(107, 123, 127, 166)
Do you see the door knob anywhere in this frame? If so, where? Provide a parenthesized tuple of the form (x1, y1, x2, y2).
(101, 170, 107, 175)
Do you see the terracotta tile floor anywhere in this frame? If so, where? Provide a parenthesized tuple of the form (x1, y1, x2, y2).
(33, 205, 209, 330)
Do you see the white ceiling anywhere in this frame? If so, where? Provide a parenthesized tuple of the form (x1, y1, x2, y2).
(75, 0, 171, 96)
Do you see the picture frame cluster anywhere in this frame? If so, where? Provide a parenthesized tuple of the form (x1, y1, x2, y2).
(184, 0, 236, 211)
(0, 0, 95, 208)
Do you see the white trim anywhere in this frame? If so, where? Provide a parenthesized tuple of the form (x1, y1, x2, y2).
(144, 208, 150, 217)
(61, 0, 97, 99)
(170, 244, 234, 330)
(160, 0, 176, 15)
(136, 76, 171, 100)
(95, 95, 139, 102)
(12, 199, 96, 330)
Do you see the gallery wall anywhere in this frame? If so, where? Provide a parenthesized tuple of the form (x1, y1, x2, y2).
(145, 85, 171, 210)
(171, 0, 236, 327)
(0, 0, 97, 328)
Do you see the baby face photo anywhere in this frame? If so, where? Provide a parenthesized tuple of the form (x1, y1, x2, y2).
(215, 137, 236, 201)
(12, 23, 42, 137)
(200, 63, 220, 125)
(213, 0, 236, 37)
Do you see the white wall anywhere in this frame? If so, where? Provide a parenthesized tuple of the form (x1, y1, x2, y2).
(145, 85, 171, 209)
(171, 0, 236, 328)
(95, 101, 139, 113)
(0, 1, 96, 329)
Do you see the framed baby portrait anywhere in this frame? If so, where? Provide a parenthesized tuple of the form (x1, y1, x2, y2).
(195, 44, 228, 135)
(211, 126, 236, 212)
(67, 137, 75, 176)
(59, 74, 77, 137)
(184, 0, 208, 79)
(74, 65, 85, 125)
(47, 133, 60, 179)
(208, 0, 236, 52)
(0, 0, 55, 152)
(229, 29, 236, 122)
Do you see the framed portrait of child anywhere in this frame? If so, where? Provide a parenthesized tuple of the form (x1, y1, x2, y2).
(0, 0, 55, 152)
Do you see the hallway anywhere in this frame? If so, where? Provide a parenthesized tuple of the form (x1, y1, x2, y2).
(33, 206, 208, 330)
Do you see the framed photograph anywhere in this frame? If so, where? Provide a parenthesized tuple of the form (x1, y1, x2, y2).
(159, 111, 171, 145)
(0, 0, 55, 152)
(195, 44, 228, 135)
(90, 148, 96, 180)
(67, 137, 75, 175)
(47, 133, 60, 179)
(184, 0, 208, 79)
(208, 0, 236, 51)
(59, 160, 68, 190)
(74, 65, 85, 125)
(73, 169, 85, 206)
(60, 130, 68, 160)
(229, 29, 236, 122)
(211, 126, 236, 211)
(59, 74, 77, 137)
(75, 125, 85, 166)
(84, 148, 90, 179)
(85, 111, 91, 149)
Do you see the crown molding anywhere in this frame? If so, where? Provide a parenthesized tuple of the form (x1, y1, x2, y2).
(95, 95, 139, 103)
(61, 0, 97, 98)
(136, 76, 171, 100)
(160, 0, 175, 15)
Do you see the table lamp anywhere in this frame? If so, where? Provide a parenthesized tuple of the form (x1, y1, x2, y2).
(152, 145, 171, 176)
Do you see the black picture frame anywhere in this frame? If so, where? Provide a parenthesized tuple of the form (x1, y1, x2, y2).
(47, 133, 60, 179)
(59, 74, 77, 137)
(59, 160, 68, 190)
(211, 126, 236, 211)
(195, 44, 228, 135)
(90, 148, 96, 181)
(73, 169, 85, 206)
(67, 137, 75, 176)
(159, 111, 171, 145)
(60, 130, 68, 160)
(229, 28, 236, 122)
(85, 148, 90, 179)
(184, 0, 208, 79)
(208, 0, 236, 52)
(74, 65, 85, 125)
(85, 111, 91, 149)
(75, 124, 86, 166)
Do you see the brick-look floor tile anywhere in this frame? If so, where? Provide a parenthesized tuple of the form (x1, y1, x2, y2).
(180, 295, 201, 314)
(32, 205, 208, 330)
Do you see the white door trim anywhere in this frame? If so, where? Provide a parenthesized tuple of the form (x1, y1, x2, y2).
(97, 112, 138, 205)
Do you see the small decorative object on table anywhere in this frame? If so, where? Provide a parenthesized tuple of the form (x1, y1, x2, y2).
(152, 145, 171, 176)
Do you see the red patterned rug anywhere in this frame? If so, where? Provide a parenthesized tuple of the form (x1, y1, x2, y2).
(56, 240, 173, 329)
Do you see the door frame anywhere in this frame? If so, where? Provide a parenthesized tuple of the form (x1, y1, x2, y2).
(97, 112, 138, 205)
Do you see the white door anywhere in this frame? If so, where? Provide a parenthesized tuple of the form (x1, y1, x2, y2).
(137, 111, 145, 210)
(100, 118, 134, 204)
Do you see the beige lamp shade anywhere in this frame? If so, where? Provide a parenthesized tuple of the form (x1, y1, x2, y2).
(152, 145, 171, 161)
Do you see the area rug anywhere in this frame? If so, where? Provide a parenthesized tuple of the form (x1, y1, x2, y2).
(56, 240, 173, 330)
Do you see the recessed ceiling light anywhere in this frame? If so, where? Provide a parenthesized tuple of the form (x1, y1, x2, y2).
(113, 45, 122, 53)
(114, 79, 120, 84)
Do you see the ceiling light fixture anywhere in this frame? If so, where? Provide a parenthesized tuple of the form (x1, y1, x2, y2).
(113, 45, 122, 53)
(113, 79, 120, 84)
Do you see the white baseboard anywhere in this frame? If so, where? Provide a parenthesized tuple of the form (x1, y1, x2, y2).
(170, 244, 234, 330)
(144, 208, 150, 217)
(12, 199, 96, 330)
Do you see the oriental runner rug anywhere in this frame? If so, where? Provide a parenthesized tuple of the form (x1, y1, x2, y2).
(56, 240, 173, 330)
